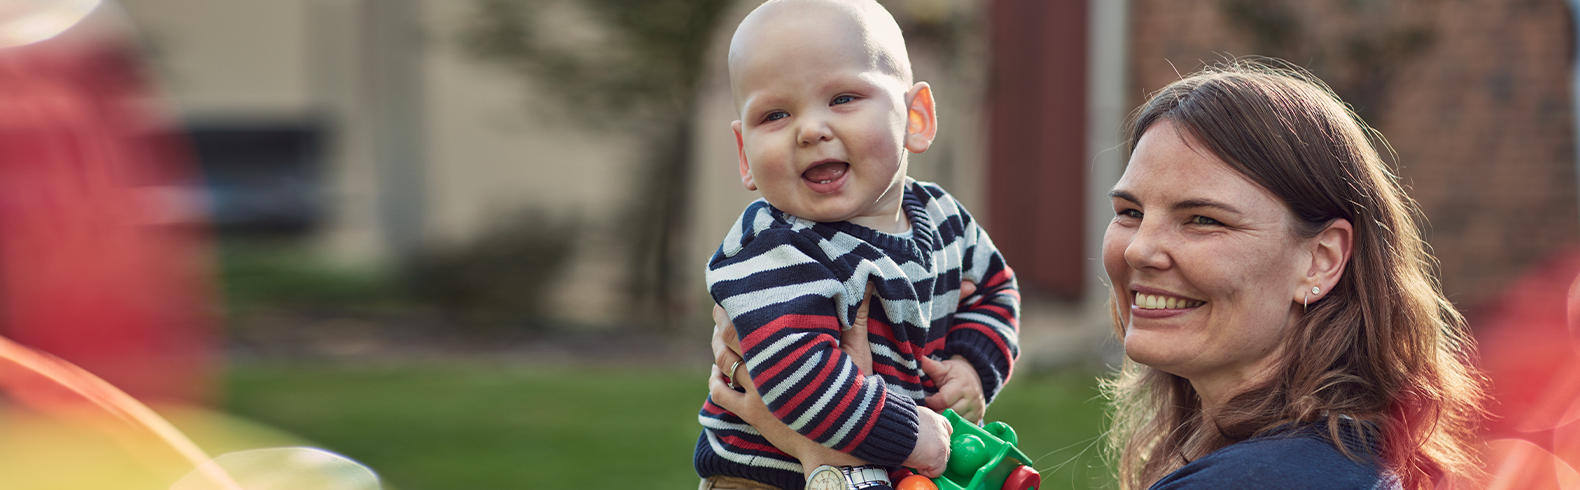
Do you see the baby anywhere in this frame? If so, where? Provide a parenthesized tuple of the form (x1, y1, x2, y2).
(695, 1, 1021, 489)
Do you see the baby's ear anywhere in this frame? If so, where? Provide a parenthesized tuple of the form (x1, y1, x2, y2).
(904, 82, 938, 154)
(733, 120, 757, 191)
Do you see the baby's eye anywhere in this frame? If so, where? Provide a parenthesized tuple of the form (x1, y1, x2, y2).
(1189, 215, 1220, 225)
(831, 95, 856, 105)
(763, 111, 788, 123)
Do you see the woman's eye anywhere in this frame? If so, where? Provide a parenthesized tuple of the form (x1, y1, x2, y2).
(1189, 215, 1220, 225)
(763, 111, 788, 122)
(831, 95, 855, 105)
(1118, 209, 1142, 219)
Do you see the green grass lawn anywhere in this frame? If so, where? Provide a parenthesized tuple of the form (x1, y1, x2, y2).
(224, 362, 1113, 490)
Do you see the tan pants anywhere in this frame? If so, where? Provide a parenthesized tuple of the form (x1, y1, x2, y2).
(698, 475, 786, 490)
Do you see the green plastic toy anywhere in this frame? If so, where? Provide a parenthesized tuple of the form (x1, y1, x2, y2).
(922, 409, 1041, 490)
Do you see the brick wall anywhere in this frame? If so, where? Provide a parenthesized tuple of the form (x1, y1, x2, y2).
(1127, 0, 1580, 313)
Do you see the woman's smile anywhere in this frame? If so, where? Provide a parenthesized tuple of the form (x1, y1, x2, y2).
(1133, 291, 1205, 310)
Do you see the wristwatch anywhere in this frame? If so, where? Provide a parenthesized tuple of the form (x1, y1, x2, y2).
(805, 465, 892, 490)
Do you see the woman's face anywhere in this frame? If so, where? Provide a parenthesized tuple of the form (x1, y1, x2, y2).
(1103, 121, 1310, 403)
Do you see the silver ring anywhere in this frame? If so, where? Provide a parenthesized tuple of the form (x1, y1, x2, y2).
(727, 360, 743, 389)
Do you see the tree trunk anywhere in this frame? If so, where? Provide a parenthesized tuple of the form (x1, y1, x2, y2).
(626, 115, 695, 331)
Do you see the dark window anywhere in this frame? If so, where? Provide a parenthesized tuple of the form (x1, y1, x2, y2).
(188, 122, 325, 235)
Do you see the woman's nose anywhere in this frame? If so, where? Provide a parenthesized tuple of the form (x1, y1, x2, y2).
(1124, 223, 1173, 271)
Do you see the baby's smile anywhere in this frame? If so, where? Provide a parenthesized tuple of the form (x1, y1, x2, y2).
(803, 161, 849, 185)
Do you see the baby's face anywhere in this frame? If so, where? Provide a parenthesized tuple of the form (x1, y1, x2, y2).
(730, 9, 919, 227)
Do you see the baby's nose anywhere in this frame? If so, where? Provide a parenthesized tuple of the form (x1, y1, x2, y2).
(797, 120, 834, 146)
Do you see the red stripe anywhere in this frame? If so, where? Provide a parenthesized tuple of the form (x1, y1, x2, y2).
(967, 303, 1013, 320)
(807, 372, 866, 439)
(874, 363, 922, 384)
(983, 267, 1016, 288)
(742, 314, 840, 351)
(772, 346, 843, 419)
(865, 316, 893, 339)
(720, 435, 790, 456)
(954, 322, 1013, 359)
(755, 336, 833, 384)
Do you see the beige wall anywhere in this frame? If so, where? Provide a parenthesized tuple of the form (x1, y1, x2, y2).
(418, 0, 640, 324)
(119, 0, 313, 117)
(117, 0, 648, 324)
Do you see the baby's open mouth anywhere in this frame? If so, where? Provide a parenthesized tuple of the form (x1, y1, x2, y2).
(1135, 292, 1204, 310)
(803, 161, 849, 184)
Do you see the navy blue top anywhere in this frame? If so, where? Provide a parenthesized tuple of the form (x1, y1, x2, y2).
(1150, 422, 1398, 490)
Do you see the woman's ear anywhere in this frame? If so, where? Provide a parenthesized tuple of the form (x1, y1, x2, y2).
(904, 82, 937, 154)
(733, 120, 756, 191)
(1305, 218, 1354, 302)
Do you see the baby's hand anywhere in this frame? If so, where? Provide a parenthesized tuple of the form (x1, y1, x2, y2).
(920, 355, 986, 424)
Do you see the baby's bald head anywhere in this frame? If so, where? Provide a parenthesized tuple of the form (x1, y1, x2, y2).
(728, 0, 912, 108)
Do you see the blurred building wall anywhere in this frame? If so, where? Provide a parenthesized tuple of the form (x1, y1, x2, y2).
(118, 0, 645, 325)
(1128, 0, 1580, 314)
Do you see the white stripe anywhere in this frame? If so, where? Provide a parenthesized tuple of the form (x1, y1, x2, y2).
(870, 343, 917, 371)
(703, 430, 803, 472)
(935, 243, 964, 274)
(953, 312, 1019, 344)
(751, 205, 777, 232)
(873, 297, 924, 328)
(721, 223, 747, 258)
(710, 244, 819, 283)
(789, 359, 853, 430)
(966, 228, 997, 279)
(750, 332, 812, 376)
(719, 279, 844, 317)
(825, 381, 880, 445)
(762, 350, 823, 405)
(899, 259, 935, 281)
(700, 412, 766, 435)
(822, 232, 866, 258)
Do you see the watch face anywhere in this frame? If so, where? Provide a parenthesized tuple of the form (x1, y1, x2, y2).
(806, 467, 848, 490)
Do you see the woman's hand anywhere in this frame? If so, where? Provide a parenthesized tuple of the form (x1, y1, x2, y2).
(904, 407, 954, 478)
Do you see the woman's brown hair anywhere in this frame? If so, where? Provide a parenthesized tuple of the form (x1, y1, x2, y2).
(1104, 58, 1486, 489)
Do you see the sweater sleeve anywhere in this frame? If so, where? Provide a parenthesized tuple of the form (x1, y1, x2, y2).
(939, 202, 1020, 404)
(707, 210, 920, 467)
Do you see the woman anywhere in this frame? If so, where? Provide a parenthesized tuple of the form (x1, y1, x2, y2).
(1103, 59, 1485, 489)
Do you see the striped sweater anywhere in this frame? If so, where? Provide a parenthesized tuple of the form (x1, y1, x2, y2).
(694, 180, 1020, 490)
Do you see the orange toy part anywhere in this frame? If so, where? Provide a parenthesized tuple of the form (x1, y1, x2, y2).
(898, 474, 940, 490)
